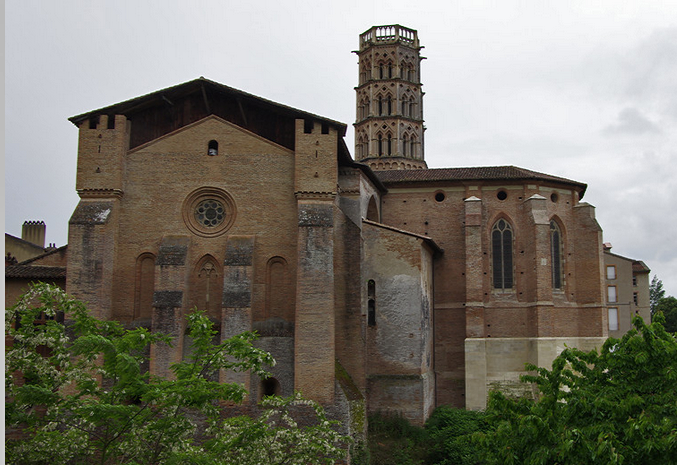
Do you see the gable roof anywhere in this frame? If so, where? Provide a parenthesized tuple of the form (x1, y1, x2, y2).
(69, 77, 348, 152)
(376, 166, 587, 198)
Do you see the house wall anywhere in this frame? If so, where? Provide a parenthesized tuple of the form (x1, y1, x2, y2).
(604, 251, 651, 338)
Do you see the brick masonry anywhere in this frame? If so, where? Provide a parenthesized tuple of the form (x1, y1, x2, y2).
(62, 33, 609, 431)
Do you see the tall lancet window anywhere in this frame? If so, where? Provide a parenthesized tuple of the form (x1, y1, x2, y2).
(550, 220, 563, 289)
(134, 253, 155, 320)
(192, 256, 221, 320)
(492, 219, 514, 289)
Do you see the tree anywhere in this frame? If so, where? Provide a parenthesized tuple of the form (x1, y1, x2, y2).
(650, 275, 665, 318)
(655, 295, 677, 333)
(476, 314, 677, 464)
(5, 283, 348, 465)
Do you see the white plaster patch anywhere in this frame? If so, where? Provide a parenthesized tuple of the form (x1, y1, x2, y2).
(96, 208, 111, 222)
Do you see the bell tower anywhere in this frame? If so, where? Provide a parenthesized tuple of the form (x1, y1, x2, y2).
(354, 25, 426, 170)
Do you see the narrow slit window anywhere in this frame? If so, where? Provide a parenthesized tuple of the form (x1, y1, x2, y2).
(367, 280, 376, 327)
(208, 140, 218, 156)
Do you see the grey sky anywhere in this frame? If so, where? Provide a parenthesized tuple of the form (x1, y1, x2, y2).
(5, 0, 677, 295)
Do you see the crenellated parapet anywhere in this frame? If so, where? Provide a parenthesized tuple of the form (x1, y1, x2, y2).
(75, 114, 130, 197)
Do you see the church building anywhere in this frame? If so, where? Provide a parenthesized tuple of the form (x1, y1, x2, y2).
(63, 25, 608, 428)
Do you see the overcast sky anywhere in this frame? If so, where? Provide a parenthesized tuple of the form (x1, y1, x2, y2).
(5, 0, 677, 295)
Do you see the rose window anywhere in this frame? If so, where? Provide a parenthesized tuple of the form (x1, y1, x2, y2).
(195, 199, 225, 227)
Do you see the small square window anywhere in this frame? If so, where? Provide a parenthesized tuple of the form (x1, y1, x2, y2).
(606, 265, 616, 280)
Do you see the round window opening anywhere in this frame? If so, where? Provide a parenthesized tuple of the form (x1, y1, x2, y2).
(550, 193, 559, 203)
(183, 187, 236, 237)
(434, 192, 446, 202)
(195, 199, 225, 227)
(497, 190, 508, 201)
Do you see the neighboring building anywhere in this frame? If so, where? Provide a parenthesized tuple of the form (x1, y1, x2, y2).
(5, 221, 58, 265)
(11, 25, 617, 430)
(603, 243, 651, 337)
(5, 221, 67, 306)
(5, 246, 68, 306)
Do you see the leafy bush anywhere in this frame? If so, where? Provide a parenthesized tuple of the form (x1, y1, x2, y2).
(425, 406, 490, 465)
(476, 315, 677, 464)
(367, 412, 428, 465)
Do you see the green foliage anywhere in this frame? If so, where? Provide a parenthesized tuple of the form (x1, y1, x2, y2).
(367, 412, 428, 465)
(476, 315, 677, 464)
(171, 393, 348, 465)
(425, 406, 490, 465)
(656, 296, 677, 332)
(5, 283, 348, 465)
(650, 275, 666, 317)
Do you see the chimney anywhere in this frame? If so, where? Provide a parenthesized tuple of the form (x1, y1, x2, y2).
(22, 220, 46, 248)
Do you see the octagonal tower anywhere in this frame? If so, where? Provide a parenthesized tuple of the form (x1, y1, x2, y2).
(354, 25, 426, 170)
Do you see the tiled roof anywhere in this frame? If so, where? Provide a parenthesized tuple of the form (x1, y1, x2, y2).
(632, 261, 651, 273)
(376, 166, 587, 191)
(68, 77, 347, 135)
(5, 265, 66, 280)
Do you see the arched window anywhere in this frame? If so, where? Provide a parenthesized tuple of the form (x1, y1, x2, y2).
(367, 280, 376, 326)
(492, 219, 514, 290)
(388, 63, 393, 78)
(387, 96, 392, 115)
(134, 253, 155, 320)
(386, 134, 392, 155)
(401, 98, 407, 116)
(265, 257, 293, 322)
(364, 97, 370, 118)
(550, 221, 563, 289)
(379, 64, 385, 79)
(410, 137, 416, 158)
(378, 96, 383, 116)
(208, 140, 218, 156)
(402, 134, 409, 156)
(378, 134, 383, 156)
(409, 100, 415, 118)
(260, 377, 281, 399)
(366, 196, 379, 222)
